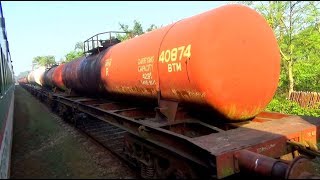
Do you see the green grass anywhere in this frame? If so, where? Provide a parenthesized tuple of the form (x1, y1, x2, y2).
(11, 86, 122, 179)
(266, 95, 320, 117)
(34, 135, 102, 178)
(13, 86, 62, 153)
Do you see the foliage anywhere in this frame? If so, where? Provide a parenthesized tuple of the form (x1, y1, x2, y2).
(32, 55, 56, 68)
(61, 21, 159, 63)
(230, 1, 320, 117)
(266, 96, 320, 117)
(146, 24, 158, 32)
(237, 1, 320, 96)
(276, 26, 320, 92)
(74, 41, 84, 51)
(64, 51, 84, 63)
(293, 59, 320, 92)
(63, 41, 85, 63)
(116, 20, 159, 41)
(293, 26, 320, 91)
(17, 71, 29, 79)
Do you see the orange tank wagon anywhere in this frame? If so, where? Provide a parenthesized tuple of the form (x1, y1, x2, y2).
(99, 4, 280, 120)
(25, 4, 281, 121)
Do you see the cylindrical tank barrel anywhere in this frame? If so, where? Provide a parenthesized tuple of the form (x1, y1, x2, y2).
(26, 67, 46, 86)
(34, 67, 46, 86)
(18, 77, 28, 84)
(78, 51, 108, 95)
(62, 56, 86, 93)
(43, 66, 57, 88)
(98, 4, 280, 120)
(52, 64, 66, 91)
(27, 71, 35, 85)
(61, 50, 112, 95)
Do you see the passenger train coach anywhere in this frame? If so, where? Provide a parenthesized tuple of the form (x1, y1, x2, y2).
(0, 1, 14, 178)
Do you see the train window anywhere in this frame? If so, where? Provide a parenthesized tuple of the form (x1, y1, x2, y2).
(2, 49, 5, 93)
(0, 47, 3, 95)
(3, 49, 7, 92)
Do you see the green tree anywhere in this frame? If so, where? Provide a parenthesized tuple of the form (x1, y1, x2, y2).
(32, 55, 56, 69)
(116, 20, 160, 41)
(64, 51, 84, 62)
(146, 24, 159, 32)
(238, 1, 320, 96)
(17, 71, 29, 79)
(63, 41, 85, 63)
(75, 41, 84, 52)
(292, 25, 320, 91)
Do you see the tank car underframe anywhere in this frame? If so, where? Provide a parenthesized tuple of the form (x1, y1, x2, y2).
(21, 84, 320, 179)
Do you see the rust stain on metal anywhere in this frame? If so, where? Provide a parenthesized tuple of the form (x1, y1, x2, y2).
(234, 150, 289, 178)
(223, 104, 264, 121)
(256, 111, 289, 120)
(171, 89, 206, 104)
(113, 86, 157, 97)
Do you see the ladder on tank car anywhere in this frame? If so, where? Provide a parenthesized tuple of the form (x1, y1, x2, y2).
(83, 31, 127, 55)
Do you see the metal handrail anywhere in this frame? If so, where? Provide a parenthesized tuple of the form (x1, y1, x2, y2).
(84, 31, 126, 42)
(83, 31, 127, 53)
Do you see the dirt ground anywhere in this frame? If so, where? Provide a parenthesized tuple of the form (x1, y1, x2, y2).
(10, 86, 136, 179)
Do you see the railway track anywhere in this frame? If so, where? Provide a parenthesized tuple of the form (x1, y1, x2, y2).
(47, 95, 207, 179)
(72, 113, 137, 169)
(54, 115, 137, 178)
(29, 91, 140, 179)
(23, 85, 216, 179)
(28, 88, 138, 178)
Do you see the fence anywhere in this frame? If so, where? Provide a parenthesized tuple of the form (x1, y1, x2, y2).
(289, 91, 320, 108)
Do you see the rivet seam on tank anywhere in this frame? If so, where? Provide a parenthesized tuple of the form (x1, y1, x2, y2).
(156, 20, 182, 97)
(186, 57, 191, 82)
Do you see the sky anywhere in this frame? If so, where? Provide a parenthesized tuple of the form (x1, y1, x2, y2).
(3, 1, 229, 76)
